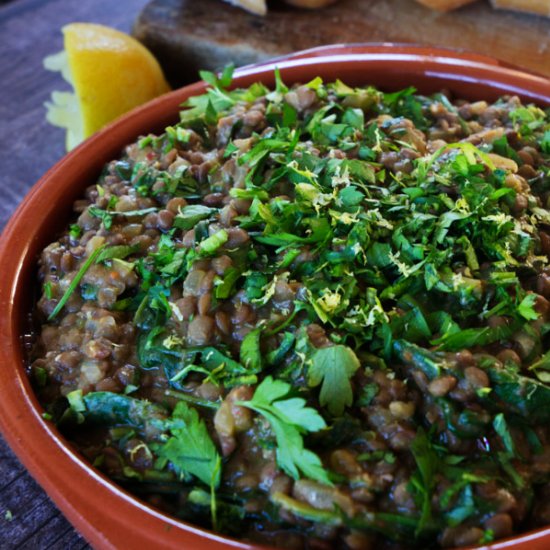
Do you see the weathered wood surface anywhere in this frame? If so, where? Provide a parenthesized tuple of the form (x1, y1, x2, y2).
(133, 0, 550, 87)
(0, 0, 149, 545)
(0, 436, 87, 548)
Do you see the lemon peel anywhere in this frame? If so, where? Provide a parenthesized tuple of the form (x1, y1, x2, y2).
(44, 23, 170, 151)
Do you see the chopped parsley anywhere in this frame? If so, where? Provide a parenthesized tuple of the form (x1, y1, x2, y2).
(36, 70, 550, 548)
(238, 376, 331, 485)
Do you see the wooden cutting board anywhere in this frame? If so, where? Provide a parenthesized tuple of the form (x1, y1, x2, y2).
(133, 0, 550, 86)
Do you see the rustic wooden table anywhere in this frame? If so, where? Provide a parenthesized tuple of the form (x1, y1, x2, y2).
(0, 0, 549, 548)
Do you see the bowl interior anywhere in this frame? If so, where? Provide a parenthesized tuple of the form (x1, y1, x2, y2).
(1, 44, 550, 550)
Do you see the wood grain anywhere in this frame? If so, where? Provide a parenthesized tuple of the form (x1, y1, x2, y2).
(133, 0, 550, 87)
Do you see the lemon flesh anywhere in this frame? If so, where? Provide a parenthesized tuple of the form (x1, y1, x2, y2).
(45, 23, 170, 151)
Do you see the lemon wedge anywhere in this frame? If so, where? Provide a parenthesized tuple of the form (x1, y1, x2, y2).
(44, 23, 170, 151)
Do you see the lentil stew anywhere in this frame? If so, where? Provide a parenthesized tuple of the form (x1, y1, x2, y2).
(30, 68, 550, 549)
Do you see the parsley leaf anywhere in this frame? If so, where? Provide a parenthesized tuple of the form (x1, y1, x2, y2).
(308, 345, 360, 416)
(528, 349, 550, 383)
(47, 244, 106, 321)
(409, 429, 439, 535)
(201, 347, 250, 379)
(199, 229, 228, 254)
(173, 204, 216, 230)
(240, 328, 263, 372)
(158, 401, 221, 488)
(238, 376, 331, 485)
(96, 244, 139, 263)
(356, 383, 379, 407)
(517, 293, 539, 321)
(493, 413, 516, 455)
(200, 63, 235, 90)
(214, 267, 242, 299)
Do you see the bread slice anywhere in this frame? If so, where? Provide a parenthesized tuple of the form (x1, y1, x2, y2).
(223, 0, 267, 15)
(415, 0, 478, 11)
(491, 0, 550, 17)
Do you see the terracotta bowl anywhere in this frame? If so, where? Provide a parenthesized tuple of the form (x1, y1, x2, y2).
(0, 44, 549, 550)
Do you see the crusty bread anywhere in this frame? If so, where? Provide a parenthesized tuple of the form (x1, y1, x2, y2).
(415, 0, 478, 11)
(223, 0, 267, 15)
(491, 0, 550, 17)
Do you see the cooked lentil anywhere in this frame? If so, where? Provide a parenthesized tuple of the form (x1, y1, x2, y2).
(30, 69, 550, 549)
